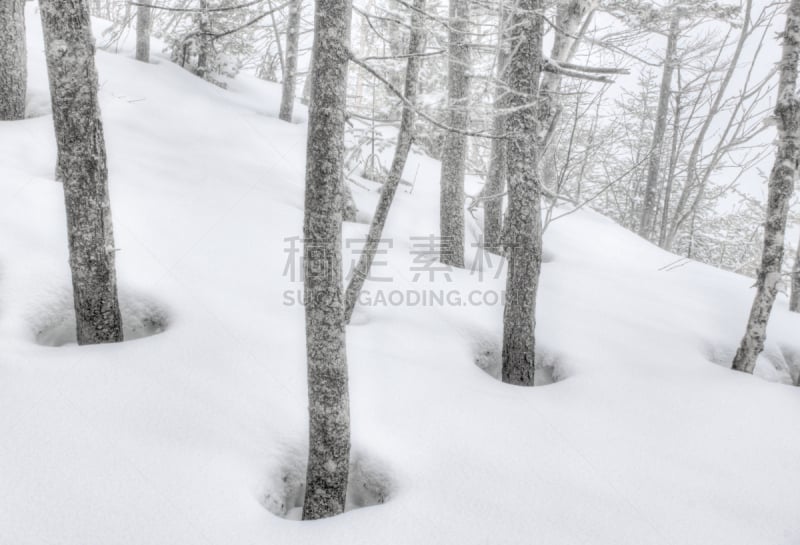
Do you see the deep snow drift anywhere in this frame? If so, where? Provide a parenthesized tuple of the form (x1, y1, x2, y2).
(1, 9, 799, 545)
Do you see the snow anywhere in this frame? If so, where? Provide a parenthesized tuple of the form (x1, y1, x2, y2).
(1, 7, 800, 545)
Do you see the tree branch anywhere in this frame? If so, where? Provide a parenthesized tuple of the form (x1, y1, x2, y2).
(348, 50, 504, 140)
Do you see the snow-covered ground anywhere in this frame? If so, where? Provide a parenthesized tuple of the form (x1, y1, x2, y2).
(1, 9, 800, 545)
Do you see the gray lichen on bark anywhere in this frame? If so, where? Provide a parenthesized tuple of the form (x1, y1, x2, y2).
(732, 0, 800, 373)
(40, 0, 123, 345)
(0, 0, 27, 120)
(301, 0, 352, 521)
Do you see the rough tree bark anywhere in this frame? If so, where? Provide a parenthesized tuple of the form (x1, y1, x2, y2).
(40, 0, 123, 345)
(135, 3, 152, 62)
(0, 0, 26, 120)
(639, 11, 679, 240)
(483, 3, 509, 252)
(439, 0, 470, 268)
(501, 0, 543, 386)
(301, 0, 352, 521)
(732, 0, 800, 373)
(343, 0, 426, 323)
(279, 0, 302, 122)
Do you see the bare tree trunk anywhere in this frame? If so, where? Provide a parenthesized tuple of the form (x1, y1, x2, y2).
(501, 0, 543, 386)
(439, 0, 469, 268)
(265, 0, 285, 81)
(196, 0, 211, 79)
(483, 3, 509, 252)
(658, 90, 680, 247)
(40, 0, 123, 345)
(639, 12, 679, 240)
(279, 0, 302, 122)
(301, 0, 352, 521)
(537, 0, 593, 200)
(341, 176, 357, 222)
(732, 0, 800, 374)
(301, 51, 314, 105)
(791, 243, 800, 312)
(135, 4, 152, 62)
(343, 0, 426, 323)
(0, 0, 26, 120)
(537, 0, 594, 145)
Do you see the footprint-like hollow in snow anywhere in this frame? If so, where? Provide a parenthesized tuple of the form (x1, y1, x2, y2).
(473, 332, 560, 385)
(261, 448, 394, 520)
(703, 340, 797, 385)
(31, 289, 169, 347)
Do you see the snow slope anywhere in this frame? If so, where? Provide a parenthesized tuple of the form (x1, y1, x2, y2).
(1, 8, 799, 545)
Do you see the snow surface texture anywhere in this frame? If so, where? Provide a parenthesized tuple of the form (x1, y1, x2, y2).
(1, 7, 800, 544)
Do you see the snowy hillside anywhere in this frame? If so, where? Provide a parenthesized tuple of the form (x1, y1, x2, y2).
(1, 9, 800, 545)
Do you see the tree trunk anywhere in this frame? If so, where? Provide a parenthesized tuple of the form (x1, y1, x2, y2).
(341, 175, 357, 222)
(196, 0, 211, 79)
(536, 0, 593, 199)
(791, 242, 800, 312)
(343, 0, 426, 323)
(0, 0, 26, 120)
(135, 4, 152, 63)
(663, 0, 753, 251)
(301, 0, 352, 521)
(658, 91, 680, 247)
(537, 0, 593, 145)
(501, 0, 543, 387)
(732, 0, 800, 374)
(39, 0, 123, 345)
(639, 12, 679, 240)
(279, 0, 302, 122)
(483, 3, 509, 252)
(439, 0, 469, 268)
(265, 0, 285, 81)
(301, 46, 314, 105)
